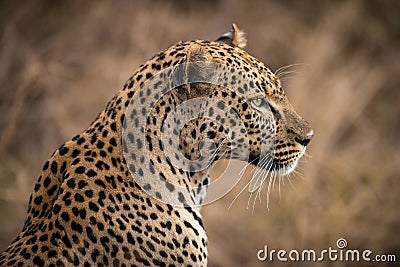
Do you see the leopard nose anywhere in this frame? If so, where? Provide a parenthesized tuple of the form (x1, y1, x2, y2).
(295, 130, 314, 147)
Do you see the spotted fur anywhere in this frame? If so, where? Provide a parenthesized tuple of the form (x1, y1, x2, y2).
(0, 24, 313, 266)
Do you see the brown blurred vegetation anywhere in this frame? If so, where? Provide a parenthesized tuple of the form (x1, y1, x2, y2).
(0, 0, 399, 266)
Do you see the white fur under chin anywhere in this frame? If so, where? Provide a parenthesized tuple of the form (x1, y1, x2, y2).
(278, 147, 306, 176)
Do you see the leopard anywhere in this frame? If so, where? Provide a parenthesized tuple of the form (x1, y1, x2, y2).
(0, 24, 313, 266)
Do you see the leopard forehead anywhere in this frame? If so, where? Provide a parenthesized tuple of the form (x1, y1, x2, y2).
(151, 39, 283, 97)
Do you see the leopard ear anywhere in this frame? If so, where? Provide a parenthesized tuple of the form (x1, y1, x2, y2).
(215, 23, 247, 49)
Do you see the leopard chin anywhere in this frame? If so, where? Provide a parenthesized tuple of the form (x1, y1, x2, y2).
(274, 160, 298, 176)
(274, 147, 307, 176)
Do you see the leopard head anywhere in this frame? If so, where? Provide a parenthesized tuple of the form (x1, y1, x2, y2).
(123, 24, 313, 206)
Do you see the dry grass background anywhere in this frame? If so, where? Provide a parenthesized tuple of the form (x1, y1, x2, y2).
(0, 0, 399, 266)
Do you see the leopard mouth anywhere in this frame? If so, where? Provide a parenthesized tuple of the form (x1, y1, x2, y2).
(248, 149, 305, 176)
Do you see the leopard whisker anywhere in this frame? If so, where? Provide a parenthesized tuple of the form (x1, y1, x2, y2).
(251, 160, 274, 213)
(280, 76, 297, 82)
(266, 170, 277, 210)
(276, 70, 300, 79)
(274, 63, 305, 77)
(271, 166, 278, 191)
(238, 156, 259, 176)
(257, 163, 272, 204)
(248, 156, 272, 192)
(248, 157, 272, 212)
(228, 166, 260, 210)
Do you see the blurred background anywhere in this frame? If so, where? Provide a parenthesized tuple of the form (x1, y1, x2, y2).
(0, 0, 399, 266)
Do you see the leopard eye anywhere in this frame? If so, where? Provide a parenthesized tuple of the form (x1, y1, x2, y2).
(251, 98, 267, 108)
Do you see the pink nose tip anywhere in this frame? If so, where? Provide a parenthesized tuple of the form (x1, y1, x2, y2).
(303, 130, 314, 146)
(295, 130, 314, 147)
